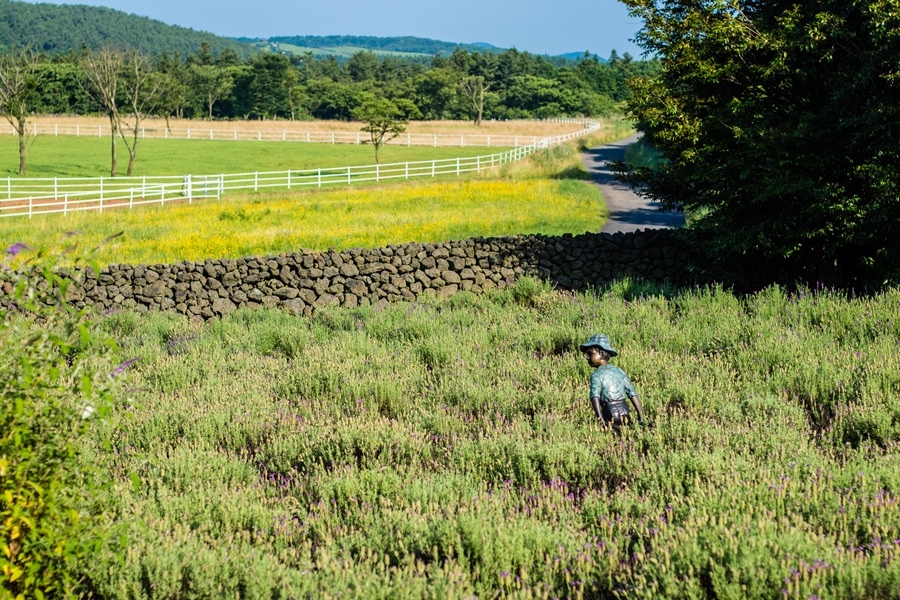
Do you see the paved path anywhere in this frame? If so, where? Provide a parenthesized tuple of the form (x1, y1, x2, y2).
(581, 133, 685, 233)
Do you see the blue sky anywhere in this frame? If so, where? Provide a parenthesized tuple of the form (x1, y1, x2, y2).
(29, 0, 645, 58)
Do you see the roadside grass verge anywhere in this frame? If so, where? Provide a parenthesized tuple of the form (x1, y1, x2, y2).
(623, 135, 665, 169)
(2, 179, 607, 264)
(75, 280, 900, 598)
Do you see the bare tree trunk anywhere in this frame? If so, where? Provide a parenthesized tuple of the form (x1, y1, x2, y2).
(16, 118, 26, 175)
(124, 118, 139, 176)
(109, 114, 118, 177)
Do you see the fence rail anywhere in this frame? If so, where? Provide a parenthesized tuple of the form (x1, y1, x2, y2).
(5, 118, 597, 148)
(0, 120, 600, 219)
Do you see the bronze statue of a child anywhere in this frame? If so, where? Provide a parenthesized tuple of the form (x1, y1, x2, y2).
(580, 334, 646, 433)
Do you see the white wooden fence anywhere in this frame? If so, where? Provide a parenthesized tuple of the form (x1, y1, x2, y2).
(0, 120, 601, 219)
(6, 118, 597, 148)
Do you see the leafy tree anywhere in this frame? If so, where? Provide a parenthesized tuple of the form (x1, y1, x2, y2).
(414, 68, 459, 119)
(352, 97, 407, 164)
(189, 63, 233, 120)
(0, 48, 41, 175)
(248, 53, 292, 119)
(152, 71, 187, 129)
(615, 0, 900, 285)
(347, 50, 378, 82)
(459, 75, 491, 126)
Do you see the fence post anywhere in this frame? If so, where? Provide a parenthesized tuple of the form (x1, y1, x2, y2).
(347, 166, 351, 185)
(356, 132, 360, 144)
(432, 160, 435, 177)
(456, 157, 460, 176)
(165, 128, 168, 140)
(187, 175, 193, 204)
(434, 134, 437, 147)
(376, 163, 379, 182)
(318, 168, 322, 188)
(287, 170, 291, 190)
(211, 130, 214, 140)
(254, 171, 258, 192)
(129, 188, 133, 209)
(407, 133, 411, 147)
(405, 162, 409, 180)
(307, 132, 310, 142)
(234, 130, 237, 140)
(76, 125, 79, 137)
(477, 155, 480, 171)
(283, 131, 286, 141)
(515, 136, 518, 147)
(258, 131, 261, 141)
(142, 127, 145, 139)
(487, 135, 490, 147)
(461, 135, 464, 147)
(55, 123, 58, 136)
(161, 184, 165, 205)
(332, 132, 335, 145)
(142, 175, 146, 199)
(98, 125, 101, 137)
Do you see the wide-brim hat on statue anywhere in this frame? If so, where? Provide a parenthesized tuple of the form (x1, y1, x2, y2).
(579, 334, 618, 357)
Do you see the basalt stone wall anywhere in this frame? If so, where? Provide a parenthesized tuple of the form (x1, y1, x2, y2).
(4, 229, 688, 319)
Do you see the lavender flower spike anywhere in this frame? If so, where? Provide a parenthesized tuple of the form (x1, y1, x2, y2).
(110, 357, 140, 379)
(6, 242, 30, 257)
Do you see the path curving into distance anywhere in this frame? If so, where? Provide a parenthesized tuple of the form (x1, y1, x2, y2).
(581, 132, 685, 233)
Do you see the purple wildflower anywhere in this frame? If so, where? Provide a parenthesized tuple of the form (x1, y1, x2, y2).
(6, 242, 29, 257)
(111, 357, 140, 378)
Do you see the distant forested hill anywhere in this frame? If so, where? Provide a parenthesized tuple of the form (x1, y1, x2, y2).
(0, 0, 253, 57)
(245, 35, 500, 56)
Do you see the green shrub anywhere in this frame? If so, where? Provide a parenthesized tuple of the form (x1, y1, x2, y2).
(0, 244, 125, 599)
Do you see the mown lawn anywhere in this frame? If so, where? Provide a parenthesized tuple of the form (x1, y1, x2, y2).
(79, 279, 900, 598)
(0, 136, 508, 178)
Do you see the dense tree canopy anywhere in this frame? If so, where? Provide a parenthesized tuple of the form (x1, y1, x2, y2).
(17, 45, 658, 123)
(615, 0, 900, 286)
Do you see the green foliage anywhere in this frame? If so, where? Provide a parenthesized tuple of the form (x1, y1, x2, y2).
(352, 97, 407, 164)
(72, 279, 900, 598)
(0, 244, 125, 598)
(11, 41, 658, 122)
(615, 0, 900, 286)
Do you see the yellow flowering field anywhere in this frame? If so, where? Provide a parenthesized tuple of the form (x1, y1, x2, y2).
(1, 179, 607, 265)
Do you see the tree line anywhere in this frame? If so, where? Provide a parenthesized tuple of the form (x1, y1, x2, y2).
(0, 42, 657, 176)
(13, 42, 657, 123)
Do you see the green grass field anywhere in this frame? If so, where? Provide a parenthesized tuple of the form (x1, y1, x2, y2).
(0, 136, 506, 178)
(74, 279, 900, 598)
(1, 178, 607, 265)
(0, 136, 617, 266)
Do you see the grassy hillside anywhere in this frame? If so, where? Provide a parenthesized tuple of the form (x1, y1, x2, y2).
(71, 280, 900, 598)
(0, 0, 253, 57)
(259, 34, 497, 57)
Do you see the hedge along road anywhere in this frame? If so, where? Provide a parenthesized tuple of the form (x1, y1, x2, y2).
(582, 132, 685, 233)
